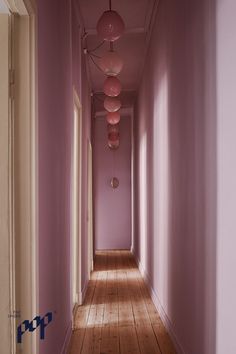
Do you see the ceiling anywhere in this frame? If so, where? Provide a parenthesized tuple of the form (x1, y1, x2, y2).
(78, 0, 158, 110)
(0, 0, 9, 13)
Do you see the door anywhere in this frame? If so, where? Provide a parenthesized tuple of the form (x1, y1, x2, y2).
(0, 1, 38, 353)
(87, 140, 94, 276)
(0, 12, 12, 354)
(71, 89, 82, 310)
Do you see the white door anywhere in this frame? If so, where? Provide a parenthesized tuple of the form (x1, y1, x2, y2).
(0, 12, 12, 354)
(87, 140, 94, 276)
(0, 1, 38, 353)
(71, 89, 82, 311)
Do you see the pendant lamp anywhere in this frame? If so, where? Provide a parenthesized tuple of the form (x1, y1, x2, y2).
(96, 0, 125, 42)
(106, 111, 121, 124)
(107, 123, 119, 134)
(108, 139, 119, 149)
(104, 76, 121, 97)
(97, 11, 124, 42)
(104, 97, 121, 112)
(100, 48, 123, 76)
(108, 131, 120, 141)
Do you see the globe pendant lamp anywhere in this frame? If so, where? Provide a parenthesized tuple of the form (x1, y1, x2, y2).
(108, 131, 120, 141)
(104, 97, 121, 112)
(108, 140, 119, 149)
(104, 76, 121, 97)
(97, 4, 125, 42)
(100, 49, 123, 76)
(107, 123, 119, 134)
(106, 111, 121, 125)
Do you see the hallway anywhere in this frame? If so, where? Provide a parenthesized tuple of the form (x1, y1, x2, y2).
(2, 0, 236, 353)
(69, 251, 176, 354)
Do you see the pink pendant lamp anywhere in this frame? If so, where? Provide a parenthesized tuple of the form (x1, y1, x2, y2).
(107, 123, 119, 134)
(96, 0, 125, 42)
(108, 140, 119, 149)
(108, 131, 120, 141)
(104, 76, 121, 97)
(100, 45, 123, 76)
(104, 97, 121, 112)
(106, 111, 121, 125)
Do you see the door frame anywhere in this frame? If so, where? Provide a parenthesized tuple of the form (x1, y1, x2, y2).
(71, 88, 83, 313)
(87, 139, 94, 276)
(1, 0, 38, 353)
(0, 11, 13, 354)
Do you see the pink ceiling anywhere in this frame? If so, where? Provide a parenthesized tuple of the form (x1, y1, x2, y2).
(78, 0, 157, 97)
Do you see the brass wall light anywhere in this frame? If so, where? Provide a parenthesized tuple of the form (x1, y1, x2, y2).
(110, 177, 119, 188)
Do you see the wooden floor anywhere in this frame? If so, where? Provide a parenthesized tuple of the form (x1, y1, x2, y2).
(68, 251, 176, 354)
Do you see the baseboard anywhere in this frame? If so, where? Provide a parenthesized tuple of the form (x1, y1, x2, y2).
(60, 320, 72, 354)
(132, 251, 185, 354)
(82, 278, 89, 303)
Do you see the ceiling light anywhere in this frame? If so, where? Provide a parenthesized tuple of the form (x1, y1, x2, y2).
(108, 140, 119, 150)
(97, 10, 125, 42)
(106, 111, 121, 125)
(104, 76, 121, 97)
(108, 132, 120, 141)
(104, 97, 121, 112)
(100, 49, 124, 76)
(107, 123, 119, 133)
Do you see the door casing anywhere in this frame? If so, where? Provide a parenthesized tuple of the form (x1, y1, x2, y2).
(71, 88, 83, 315)
(0, 1, 38, 353)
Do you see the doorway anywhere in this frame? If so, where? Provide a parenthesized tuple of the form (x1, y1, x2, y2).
(0, 1, 37, 353)
(71, 89, 82, 310)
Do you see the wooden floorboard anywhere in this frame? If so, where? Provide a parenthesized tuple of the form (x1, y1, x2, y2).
(68, 251, 176, 354)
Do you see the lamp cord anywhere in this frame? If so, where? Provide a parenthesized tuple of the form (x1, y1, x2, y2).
(88, 54, 104, 74)
(93, 94, 104, 103)
(88, 40, 105, 54)
(109, 0, 112, 11)
(89, 52, 101, 59)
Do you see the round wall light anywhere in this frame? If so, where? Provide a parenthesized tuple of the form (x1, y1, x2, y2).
(110, 177, 119, 188)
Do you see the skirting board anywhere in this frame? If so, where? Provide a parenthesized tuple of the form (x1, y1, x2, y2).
(77, 277, 88, 305)
(61, 278, 89, 354)
(82, 277, 89, 303)
(60, 321, 72, 354)
(132, 251, 185, 354)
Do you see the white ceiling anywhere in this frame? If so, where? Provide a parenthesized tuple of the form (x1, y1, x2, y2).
(0, 0, 9, 13)
(78, 0, 158, 99)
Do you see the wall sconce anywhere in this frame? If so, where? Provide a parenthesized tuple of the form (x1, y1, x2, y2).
(110, 177, 119, 188)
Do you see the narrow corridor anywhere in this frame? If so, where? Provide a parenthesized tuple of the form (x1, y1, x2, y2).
(68, 251, 176, 354)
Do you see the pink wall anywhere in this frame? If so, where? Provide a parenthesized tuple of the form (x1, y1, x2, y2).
(133, 0, 216, 353)
(216, 0, 236, 353)
(38, 0, 91, 353)
(93, 115, 131, 250)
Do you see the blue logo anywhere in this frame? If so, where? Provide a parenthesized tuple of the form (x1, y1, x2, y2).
(17, 312, 53, 343)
